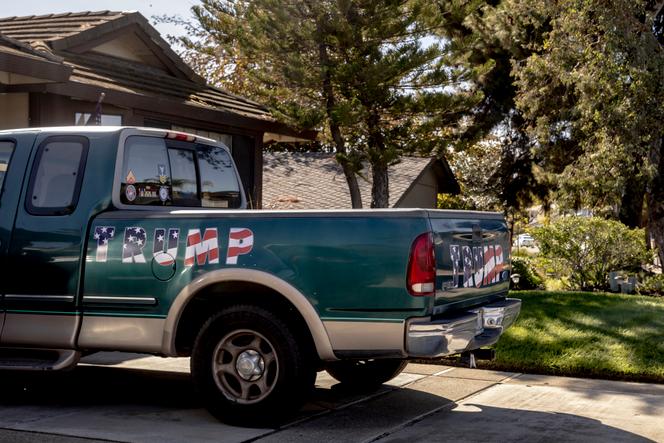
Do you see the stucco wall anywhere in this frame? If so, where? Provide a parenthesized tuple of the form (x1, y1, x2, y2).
(396, 167, 438, 208)
(0, 93, 29, 130)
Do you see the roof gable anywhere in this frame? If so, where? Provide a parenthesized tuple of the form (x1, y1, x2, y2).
(0, 11, 203, 83)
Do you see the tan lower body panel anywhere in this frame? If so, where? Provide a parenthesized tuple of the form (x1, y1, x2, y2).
(78, 316, 165, 353)
(323, 320, 405, 353)
(1, 314, 80, 348)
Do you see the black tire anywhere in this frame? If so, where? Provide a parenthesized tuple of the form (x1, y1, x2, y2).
(326, 358, 408, 388)
(191, 304, 316, 426)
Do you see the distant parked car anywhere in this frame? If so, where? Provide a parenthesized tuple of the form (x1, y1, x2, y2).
(515, 233, 535, 248)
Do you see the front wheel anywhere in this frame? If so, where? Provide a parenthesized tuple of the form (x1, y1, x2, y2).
(191, 305, 316, 426)
(326, 358, 408, 388)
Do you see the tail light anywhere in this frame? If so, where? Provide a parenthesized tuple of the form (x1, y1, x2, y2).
(165, 131, 196, 142)
(407, 232, 436, 296)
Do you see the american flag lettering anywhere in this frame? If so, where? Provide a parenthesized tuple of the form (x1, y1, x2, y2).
(462, 246, 474, 288)
(153, 228, 179, 266)
(473, 246, 484, 288)
(94, 226, 115, 262)
(122, 227, 147, 263)
(184, 228, 219, 267)
(493, 245, 504, 283)
(451, 243, 504, 289)
(450, 245, 461, 288)
(226, 228, 254, 265)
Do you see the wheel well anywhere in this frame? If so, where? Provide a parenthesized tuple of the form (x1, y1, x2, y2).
(174, 281, 319, 364)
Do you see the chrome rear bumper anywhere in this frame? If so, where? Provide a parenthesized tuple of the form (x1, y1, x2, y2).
(406, 298, 521, 358)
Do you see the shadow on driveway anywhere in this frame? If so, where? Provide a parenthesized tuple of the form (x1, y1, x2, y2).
(0, 366, 655, 443)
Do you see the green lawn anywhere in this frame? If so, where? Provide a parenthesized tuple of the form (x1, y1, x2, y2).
(481, 291, 664, 383)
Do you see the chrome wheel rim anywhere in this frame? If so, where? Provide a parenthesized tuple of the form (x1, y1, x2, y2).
(212, 329, 278, 404)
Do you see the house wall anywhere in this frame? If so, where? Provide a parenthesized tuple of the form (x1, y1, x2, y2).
(396, 167, 438, 208)
(0, 93, 29, 130)
(26, 92, 264, 207)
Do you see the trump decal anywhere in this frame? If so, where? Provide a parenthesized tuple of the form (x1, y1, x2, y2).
(226, 228, 254, 265)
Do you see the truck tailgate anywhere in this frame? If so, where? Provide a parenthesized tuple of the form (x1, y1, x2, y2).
(427, 211, 510, 315)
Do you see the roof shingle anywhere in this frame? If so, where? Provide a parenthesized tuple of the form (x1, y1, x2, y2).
(262, 152, 437, 209)
(0, 11, 124, 41)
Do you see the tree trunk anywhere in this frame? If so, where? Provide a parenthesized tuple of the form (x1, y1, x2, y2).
(619, 170, 646, 228)
(317, 31, 362, 208)
(647, 137, 664, 266)
(338, 153, 363, 208)
(371, 160, 389, 208)
(367, 110, 390, 208)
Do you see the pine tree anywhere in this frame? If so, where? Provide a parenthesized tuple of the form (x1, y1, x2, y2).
(168, 0, 475, 207)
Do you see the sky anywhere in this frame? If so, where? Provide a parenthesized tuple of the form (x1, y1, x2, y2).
(1, 0, 200, 39)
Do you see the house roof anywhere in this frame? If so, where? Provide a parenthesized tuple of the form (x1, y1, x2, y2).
(0, 11, 201, 82)
(262, 152, 459, 209)
(0, 11, 312, 138)
(0, 11, 124, 41)
(63, 51, 273, 121)
(0, 32, 71, 82)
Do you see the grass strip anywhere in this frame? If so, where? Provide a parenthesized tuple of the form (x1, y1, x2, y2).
(448, 291, 664, 383)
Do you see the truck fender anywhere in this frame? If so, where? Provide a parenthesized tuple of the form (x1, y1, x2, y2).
(161, 268, 337, 361)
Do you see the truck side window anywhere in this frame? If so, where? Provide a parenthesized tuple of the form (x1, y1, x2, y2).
(121, 136, 172, 206)
(197, 145, 242, 208)
(0, 141, 15, 192)
(26, 136, 88, 215)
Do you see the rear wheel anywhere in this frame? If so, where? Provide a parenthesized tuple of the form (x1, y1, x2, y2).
(191, 304, 315, 426)
(326, 358, 408, 388)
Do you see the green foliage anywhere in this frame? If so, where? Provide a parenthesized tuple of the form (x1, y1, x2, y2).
(636, 273, 664, 297)
(512, 1, 664, 219)
(531, 217, 652, 291)
(510, 257, 544, 290)
(431, 1, 548, 214)
(164, 0, 478, 208)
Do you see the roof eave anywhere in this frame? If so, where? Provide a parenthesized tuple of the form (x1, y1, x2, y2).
(0, 51, 72, 83)
(33, 80, 313, 137)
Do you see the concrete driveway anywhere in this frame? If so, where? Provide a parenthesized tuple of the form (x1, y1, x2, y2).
(0, 353, 662, 442)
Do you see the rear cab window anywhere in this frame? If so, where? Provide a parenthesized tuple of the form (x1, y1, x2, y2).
(0, 140, 15, 192)
(119, 135, 243, 209)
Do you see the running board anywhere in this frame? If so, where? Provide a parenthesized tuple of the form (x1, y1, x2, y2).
(0, 348, 80, 371)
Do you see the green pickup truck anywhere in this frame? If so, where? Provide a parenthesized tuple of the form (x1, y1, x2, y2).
(0, 127, 520, 425)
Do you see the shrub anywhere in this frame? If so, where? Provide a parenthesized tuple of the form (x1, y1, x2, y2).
(636, 274, 664, 297)
(511, 257, 544, 290)
(530, 217, 652, 291)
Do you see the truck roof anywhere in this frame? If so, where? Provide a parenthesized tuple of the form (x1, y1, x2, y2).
(0, 126, 218, 144)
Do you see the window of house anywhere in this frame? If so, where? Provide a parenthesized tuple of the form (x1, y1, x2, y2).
(0, 141, 15, 191)
(26, 136, 88, 215)
(74, 112, 122, 126)
(120, 136, 242, 208)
